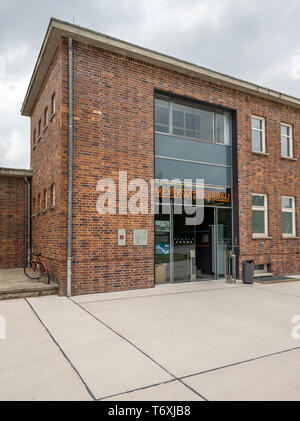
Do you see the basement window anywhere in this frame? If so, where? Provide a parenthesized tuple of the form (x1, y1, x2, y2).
(254, 264, 267, 273)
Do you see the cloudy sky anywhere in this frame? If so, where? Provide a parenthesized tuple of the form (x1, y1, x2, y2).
(1, 0, 300, 169)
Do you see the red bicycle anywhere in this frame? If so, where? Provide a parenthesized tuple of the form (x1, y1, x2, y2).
(24, 252, 50, 284)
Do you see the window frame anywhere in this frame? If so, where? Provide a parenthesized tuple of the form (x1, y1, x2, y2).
(44, 107, 48, 128)
(51, 92, 56, 117)
(251, 115, 266, 153)
(38, 119, 42, 139)
(280, 123, 293, 158)
(254, 264, 268, 274)
(154, 96, 232, 145)
(282, 196, 296, 237)
(252, 193, 268, 238)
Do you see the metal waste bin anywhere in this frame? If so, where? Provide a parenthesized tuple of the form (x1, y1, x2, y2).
(242, 260, 254, 284)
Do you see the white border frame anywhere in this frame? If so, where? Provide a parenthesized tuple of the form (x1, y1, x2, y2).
(282, 196, 296, 237)
(251, 115, 266, 153)
(280, 123, 293, 158)
(252, 193, 268, 238)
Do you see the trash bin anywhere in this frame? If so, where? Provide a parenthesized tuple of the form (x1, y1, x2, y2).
(242, 260, 254, 284)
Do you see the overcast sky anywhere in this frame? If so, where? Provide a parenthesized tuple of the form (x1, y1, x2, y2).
(1, 0, 300, 169)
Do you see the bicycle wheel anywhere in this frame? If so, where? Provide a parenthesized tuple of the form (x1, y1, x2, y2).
(40, 264, 50, 284)
(24, 261, 42, 279)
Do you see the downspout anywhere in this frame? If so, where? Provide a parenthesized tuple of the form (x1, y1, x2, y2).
(24, 176, 31, 267)
(67, 37, 73, 297)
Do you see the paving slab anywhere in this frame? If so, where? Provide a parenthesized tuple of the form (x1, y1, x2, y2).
(253, 280, 300, 297)
(184, 348, 300, 401)
(81, 284, 300, 378)
(0, 299, 91, 401)
(73, 280, 239, 304)
(102, 380, 204, 401)
(28, 295, 172, 399)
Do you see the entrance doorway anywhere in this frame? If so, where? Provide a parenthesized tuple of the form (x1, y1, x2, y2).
(155, 206, 232, 284)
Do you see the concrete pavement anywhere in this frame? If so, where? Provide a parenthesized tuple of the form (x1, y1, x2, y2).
(1, 280, 300, 400)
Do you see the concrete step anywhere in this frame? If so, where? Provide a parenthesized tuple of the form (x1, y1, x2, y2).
(0, 283, 59, 301)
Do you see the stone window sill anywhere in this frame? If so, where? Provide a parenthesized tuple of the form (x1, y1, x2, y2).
(282, 236, 300, 239)
(43, 125, 48, 133)
(49, 112, 56, 121)
(281, 156, 297, 161)
(251, 151, 270, 157)
(252, 236, 272, 240)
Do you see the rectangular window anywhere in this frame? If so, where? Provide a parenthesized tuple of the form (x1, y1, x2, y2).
(43, 189, 47, 210)
(38, 193, 41, 212)
(215, 110, 231, 145)
(44, 107, 48, 128)
(254, 264, 267, 273)
(154, 96, 231, 144)
(252, 116, 265, 153)
(282, 196, 296, 237)
(50, 184, 55, 207)
(51, 93, 56, 116)
(252, 194, 268, 237)
(155, 98, 169, 133)
(281, 123, 293, 158)
(38, 119, 42, 138)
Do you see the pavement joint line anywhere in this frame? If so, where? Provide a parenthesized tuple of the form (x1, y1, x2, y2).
(75, 285, 245, 306)
(25, 298, 96, 401)
(97, 379, 177, 401)
(179, 345, 300, 381)
(251, 285, 300, 299)
(69, 297, 208, 401)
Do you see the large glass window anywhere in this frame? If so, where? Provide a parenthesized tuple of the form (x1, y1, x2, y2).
(155, 99, 169, 133)
(281, 124, 293, 158)
(282, 196, 296, 237)
(155, 96, 231, 144)
(252, 194, 268, 237)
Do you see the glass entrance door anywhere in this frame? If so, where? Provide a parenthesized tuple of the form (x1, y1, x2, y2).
(216, 208, 232, 278)
(155, 206, 232, 284)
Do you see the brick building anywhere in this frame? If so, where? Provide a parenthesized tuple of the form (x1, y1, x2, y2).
(0, 168, 32, 268)
(5, 17, 300, 296)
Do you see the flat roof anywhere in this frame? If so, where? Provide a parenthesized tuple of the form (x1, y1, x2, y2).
(21, 17, 300, 116)
(0, 167, 33, 177)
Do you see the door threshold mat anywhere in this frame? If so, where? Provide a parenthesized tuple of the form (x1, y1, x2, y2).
(255, 276, 299, 284)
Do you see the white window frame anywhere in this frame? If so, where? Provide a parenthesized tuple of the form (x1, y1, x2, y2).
(252, 193, 268, 238)
(51, 184, 55, 207)
(282, 196, 296, 237)
(280, 123, 293, 158)
(251, 115, 266, 153)
(254, 264, 267, 274)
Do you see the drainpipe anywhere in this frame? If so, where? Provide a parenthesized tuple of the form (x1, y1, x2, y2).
(24, 176, 31, 267)
(67, 37, 73, 297)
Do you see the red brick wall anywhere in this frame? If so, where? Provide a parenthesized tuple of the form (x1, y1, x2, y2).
(0, 176, 28, 267)
(30, 41, 69, 292)
(30, 38, 300, 295)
